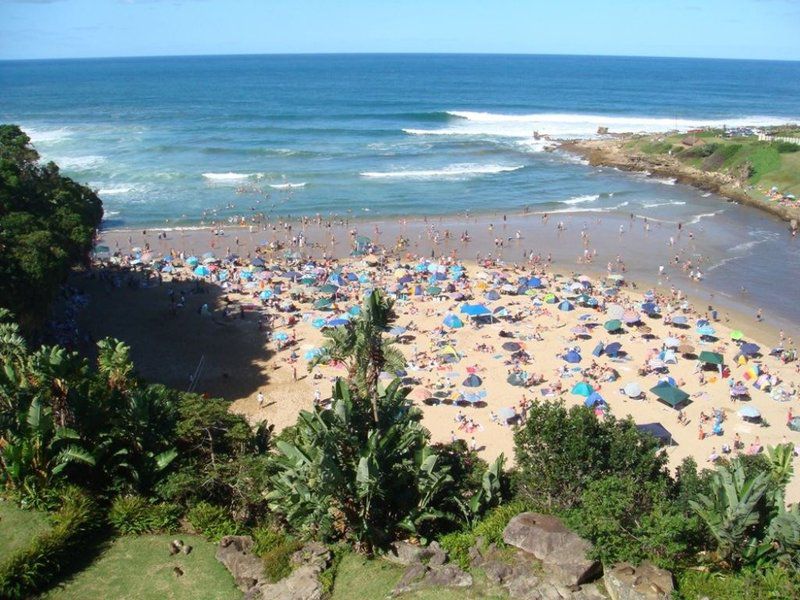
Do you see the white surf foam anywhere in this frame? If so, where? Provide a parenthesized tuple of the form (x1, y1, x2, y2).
(23, 126, 72, 144)
(98, 185, 134, 196)
(651, 177, 677, 185)
(687, 210, 724, 225)
(542, 201, 630, 215)
(561, 194, 600, 205)
(361, 164, 523, 180)
(56, 155, 106, 170)
(103, 211, 121, 217)
(269, 182, 307, 189)
(641, 201, 687, 208)
(202, 172, 260, 181)
(404, 111, 799, 141)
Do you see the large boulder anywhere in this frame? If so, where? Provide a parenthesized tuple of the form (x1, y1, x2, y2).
(604, 562, 673, 600)
(384, 540, 435, 566)
(216, 535, 266, 592)
(392, 561, 472, 596)
(503, 513, 602, 586)
(256, 542, 331, 600)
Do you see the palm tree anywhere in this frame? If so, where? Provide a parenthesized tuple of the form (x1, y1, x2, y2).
(311, 290, 405, 422)
(97, 338, 134, 391)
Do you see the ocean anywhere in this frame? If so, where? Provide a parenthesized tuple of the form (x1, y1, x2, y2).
(2, 54, 800, 325)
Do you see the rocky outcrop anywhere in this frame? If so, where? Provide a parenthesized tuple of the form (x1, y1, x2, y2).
(604, 562, 674, 600)
(384, 540, 446, 566)
(390, 542, 472, 596)
(216, 536, 330, 600)
(503, 513, 602, 586)
(216, 535, 266, 592)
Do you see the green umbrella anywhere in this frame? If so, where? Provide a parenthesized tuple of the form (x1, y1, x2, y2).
(314, 298, 333, 310)
(730, 330, 744, 341)
(318, 284, 339, 294)
(604, 319, 623, 332)
(698, 351, 724, 365)
(426, 285, 442, 295)
(650, 383, 691, 408)
(301, 276, 316, 286)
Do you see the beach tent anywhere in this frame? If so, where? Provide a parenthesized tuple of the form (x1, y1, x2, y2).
(650, 382, 691, 409)
(498, 407, 518, 422)
(507, 373, 527, 387)
(697, 325, 717, 337)
(462, 374, 483, 388)
(738, 406, 761, 419)
(558, 300, 575, 312)
(636, 423, 673, 446)
(259, 290, 273, 300)
(427, 285, 442, 296)
(571, 382, 594, 397)
(502, 342, 521, 352)
(661, 349, 678, 364)
(443, 314, 463, 329)
(605, 342, 622, 358)
(460, 304, 492, 317)
(698, 351, 724, 366)
(789, 417, 800, 432)
(584, 391, 605, 408)
(604, 319, 623, 332)
(563, 350, 582, 364)
(592, 342, 604, 357)
(193, 266, 210, 277)
(314, 298, 334, 310)
(186, 256, 199, 267)
(623, 382, 643, 398)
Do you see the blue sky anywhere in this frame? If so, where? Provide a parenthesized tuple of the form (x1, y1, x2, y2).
(1, 0, 798, 61)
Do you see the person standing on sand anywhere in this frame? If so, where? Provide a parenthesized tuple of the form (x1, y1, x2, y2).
(257, 391, 264, 408)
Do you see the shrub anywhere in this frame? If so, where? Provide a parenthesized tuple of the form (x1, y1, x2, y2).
(186, 501, 240, 542)
(774, 141, 800, 153)
(108, 495, 181, 535)
(252, 524, 303, 582)
(438, 531, 475, 569)
(683, 142, 719, 158)
(0, 488, 102, 599)
(319, 543, 350, 596)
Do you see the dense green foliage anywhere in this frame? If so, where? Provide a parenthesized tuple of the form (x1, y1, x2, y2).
(186, 501, 242, 542)
(0, 125, 103, 326)
(252, 524, 303, 581)
(107, 495, 181, 535)
(0, 487, 102, 600)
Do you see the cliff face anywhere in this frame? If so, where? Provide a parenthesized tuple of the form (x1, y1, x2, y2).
(560, 138, 800, 224)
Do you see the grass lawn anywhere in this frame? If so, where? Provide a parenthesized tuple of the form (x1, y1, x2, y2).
(42, 534, 240, 600)
(0, 499, 51, 564)
(331, 553, 508, 600)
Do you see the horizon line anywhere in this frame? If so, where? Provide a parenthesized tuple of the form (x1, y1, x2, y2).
(2, 50, 799, 64)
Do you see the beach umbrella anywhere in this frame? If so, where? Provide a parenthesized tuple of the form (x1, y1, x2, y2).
(730, 330, 744, 341)
(493, 306, 509, 317)
(460, 304, 491, 317)
(585, 391, 605, 407)
(409, 386, 433, 402)
(311, 318, 326, 328)
(571, 382, 594, 397)
(259, 290, 273, 300)
(698, 351, 724, 366)
(314, 298, 334, 310)
(502, 342, 521, 352)
(563, 350, 582, 364)
(318, 284, 339, 294)
(186, 256, 199, 266)
(193, 265, 210, 276)
(282, 270, 301, 280)
(251, 257, 265, 267)
(624, 382, 643, 398)
(641, 302, 658, 315)
(427, 285, 442, 296)
(739, 343, 760, 357)
(606, 304, 625, 319)
(443, 314, 463, 329)
(650, 382, 691, 408)
(738, 406, 761, 419)
(672, 315, 688, 326)
(544, 293, 558, 304)
(506, 373, 527, 387)
(788, 417, 800, 432)
(604, 319, 623, 332)
(605, 342, 622, 357)
(623, 311, 641, 324)
(648, 358, 666, 370)
(558, 300, 575, 312)
(462, 374, 483, 388)
(498, 407, 517, 421)
(485, 290, 501, 301)
(274, 332, 289, 341)
(389, 326, 407, 336)
(730, 383, 748, 397)
(348, 305, 361, 316)
(326, 318, 349, 327)
(664, 337, 681, 348)
(527, 277, 542, 288)
(697, 325, 717, 337)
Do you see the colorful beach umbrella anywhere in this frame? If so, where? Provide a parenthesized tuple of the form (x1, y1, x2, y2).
(604, 319, 623, 332)
(571, 382, 594, 396)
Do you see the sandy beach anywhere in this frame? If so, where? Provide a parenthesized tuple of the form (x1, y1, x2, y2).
(66, 217, 800, 504)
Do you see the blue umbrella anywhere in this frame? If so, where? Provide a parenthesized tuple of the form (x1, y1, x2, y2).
(259, 290, 273, 300)
(274, 332, 289, 341)
(697, 325, 716, 337)
(389, 326, 407, 336)
(443, 314, 463, 329)
(460, 304, 491, 317)
(326, 318, 349, 327)
(672, 315, 688, 325)
(348, 306, 362, 316)
(585, 391, 605, 407)
(605, 342, 622, 357)
(251, 258, 265, 267)
(193, 265, 210, 276)
(485, 290, 501, 301)
(740, 343, 760, 357)
(462, 374, 483, 387)
(186, 256, 199, 266)
(641, 302, 658, 315)
(311, 318, 326, 328)
(564, 350, 582, 364)
(527, 277, 542, 288)
(738, 406, 761, 419)
(558, 300, 574, 312)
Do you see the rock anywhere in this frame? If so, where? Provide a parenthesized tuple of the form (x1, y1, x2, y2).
(604, 562, 674, 600)
(393, 562, 428, 594)
(384, 540, 431, 566)
(257, 542, 331, 600)
(216, 535, 266, 593)
(503, 513, 602, 586)
(392, 561, 472, 595)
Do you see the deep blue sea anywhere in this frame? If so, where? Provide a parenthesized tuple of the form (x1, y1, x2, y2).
(2, 54, 800, 227)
